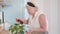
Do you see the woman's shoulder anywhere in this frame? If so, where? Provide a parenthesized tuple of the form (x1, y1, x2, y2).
(38, 11, 45, 15)
(38, 11, 46, 20)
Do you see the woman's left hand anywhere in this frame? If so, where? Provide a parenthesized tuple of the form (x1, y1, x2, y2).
(27, 29, 35, 34)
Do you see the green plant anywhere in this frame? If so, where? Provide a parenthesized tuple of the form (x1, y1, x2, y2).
(9, 23, 24, 34)
(0, 19, 1, 24)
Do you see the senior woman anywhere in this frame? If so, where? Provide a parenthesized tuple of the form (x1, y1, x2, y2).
(16, 0, 48, 34)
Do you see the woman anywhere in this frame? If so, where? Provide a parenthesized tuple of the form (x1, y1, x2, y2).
(16, 1, 48, 34)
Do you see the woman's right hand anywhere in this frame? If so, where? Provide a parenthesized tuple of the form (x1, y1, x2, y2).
(16, 18, 23, 24)
(16, 18, 28, 24)
(16, 18, 20, 22)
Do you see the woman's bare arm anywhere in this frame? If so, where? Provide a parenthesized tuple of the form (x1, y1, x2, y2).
(16, 18, 28, 24)
(39, 14, 47, 31)
(22, 19, 29, 24)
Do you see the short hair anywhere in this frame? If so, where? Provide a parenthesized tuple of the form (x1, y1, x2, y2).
(27, 2, 35, 7)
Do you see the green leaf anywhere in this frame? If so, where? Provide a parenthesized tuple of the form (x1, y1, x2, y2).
(19, 26, 24, 31)
(0, 19, 1, 24)
(20, 31, 24, 34)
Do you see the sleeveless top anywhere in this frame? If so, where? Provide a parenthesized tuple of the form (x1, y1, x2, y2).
(28, 11, 46, 29)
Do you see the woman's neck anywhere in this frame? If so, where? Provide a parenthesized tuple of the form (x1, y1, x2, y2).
(32, 12, 37, 19)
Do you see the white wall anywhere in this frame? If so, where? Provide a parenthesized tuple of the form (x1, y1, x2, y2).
(58, 0, 60, 34)
(50, 0, 58, 34)
(43, 0, 58, 34)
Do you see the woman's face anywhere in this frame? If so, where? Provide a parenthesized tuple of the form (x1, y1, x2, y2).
(26, 5, 38, 15)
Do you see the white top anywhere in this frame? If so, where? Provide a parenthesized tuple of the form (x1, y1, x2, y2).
(28, 11, 45, 29)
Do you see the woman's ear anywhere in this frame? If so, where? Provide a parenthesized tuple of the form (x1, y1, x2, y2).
(36, 7, 38, 9)
(35, 7, 38, 11)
